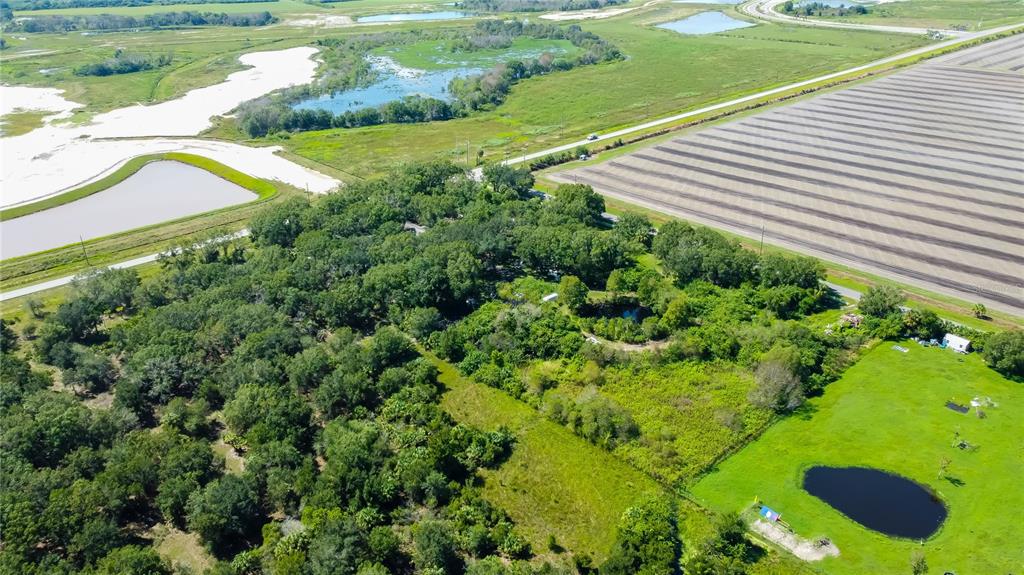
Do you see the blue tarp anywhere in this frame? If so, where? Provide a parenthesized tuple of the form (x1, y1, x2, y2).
(759, 506, 781, 522)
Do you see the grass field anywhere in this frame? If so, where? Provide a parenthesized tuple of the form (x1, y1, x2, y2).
(796, 0, 1024, 31)
(436, 356, 665, 561)
(372, 37, 581, 70)
(692, 342, 1024, 574)
(279, 10, 931, 177)
(435, 355, 813, 573)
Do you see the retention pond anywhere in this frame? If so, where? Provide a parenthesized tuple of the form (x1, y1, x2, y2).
(1, 161, 256, 260)
(803, 466, 947, 539)
(357, 11, 468, 23)
(657, 11, 756, 34)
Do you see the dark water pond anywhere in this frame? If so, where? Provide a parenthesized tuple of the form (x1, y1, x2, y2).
(803, 466, 947, 539)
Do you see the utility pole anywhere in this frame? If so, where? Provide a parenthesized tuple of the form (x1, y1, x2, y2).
(79, 235, 92, 266)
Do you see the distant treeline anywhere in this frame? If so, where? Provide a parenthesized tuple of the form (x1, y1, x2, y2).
(74, 49, 170, 75)
(457, 0, 626, 12)
(10, 0, 272, 10)
(780, 1, 869, 17)
(237, 20, 622, 137)
(9, 10, 274, 31)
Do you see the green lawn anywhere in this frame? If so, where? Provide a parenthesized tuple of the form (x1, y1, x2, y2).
(796, 0, 1024, 31)
(692, 342, 1024, 574)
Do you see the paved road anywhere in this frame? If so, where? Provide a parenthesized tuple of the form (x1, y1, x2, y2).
(740, 0, 970, 38)
(5, 23, 1021, 302)
(0, 230, 250, 302)
(501, 22, 1021, 169)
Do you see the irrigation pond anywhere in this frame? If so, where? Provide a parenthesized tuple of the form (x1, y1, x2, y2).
(803, 466, 947, 539)
(1, 161, 256, 260)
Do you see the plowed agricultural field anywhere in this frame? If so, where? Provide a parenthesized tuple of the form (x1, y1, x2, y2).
(553, 34, 1024, 315)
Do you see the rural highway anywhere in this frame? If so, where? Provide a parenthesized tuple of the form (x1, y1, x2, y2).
(500, 21, 1022, 170)
(739, 0, 971, 38)
(4, 21, 1021, 302)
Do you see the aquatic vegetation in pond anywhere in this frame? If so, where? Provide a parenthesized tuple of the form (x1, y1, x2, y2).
(657, 11, 756, 34)
(291, 56, 483, 114)
(803, 466, 947, 539)
(357, 11, 468, 23)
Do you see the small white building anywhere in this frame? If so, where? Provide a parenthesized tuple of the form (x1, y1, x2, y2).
(541, 292, 559, 303)
(943, 333, 971, 354)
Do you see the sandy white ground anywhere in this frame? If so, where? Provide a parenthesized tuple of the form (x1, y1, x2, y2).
(0, 85, 81, 120)
(285, 13, 355, 27)
(541, 7, 636, 20)
(751, 519, 840, 561)
(0, 46, 339, 208)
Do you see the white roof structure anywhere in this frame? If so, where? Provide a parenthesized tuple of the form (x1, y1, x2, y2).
(943, 333, 971, 352)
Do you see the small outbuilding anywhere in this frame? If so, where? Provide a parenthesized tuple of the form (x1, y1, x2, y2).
(942, 333, 971, 354)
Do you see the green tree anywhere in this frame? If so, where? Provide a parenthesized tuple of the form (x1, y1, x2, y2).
(613, 212, 653, 249)
(982, 330, 1024, 380)
(859, 284, 904, 318)
(250, 196, 308, 247)
(93, 545, 171, 575)
(413, 520, 460, 574)
(186, 475, 262, 555)
(601, 496, 679, 575)
(551, 183, 605, 226)
(558, 275, 589, 313)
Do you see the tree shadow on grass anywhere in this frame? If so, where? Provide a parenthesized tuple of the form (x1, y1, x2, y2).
(944, 475, 966, 487)
(792, 402, 819, 421)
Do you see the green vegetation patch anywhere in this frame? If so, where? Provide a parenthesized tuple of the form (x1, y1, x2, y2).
(603, 362, 774, 485)
(437, 356, 664, 562)
(693, 342, 1024, 574)
(373, 37, 581, 71)
(0, 110, 48, 136)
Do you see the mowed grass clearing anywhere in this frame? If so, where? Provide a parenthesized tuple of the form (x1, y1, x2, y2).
(692, 342, 1024, 574)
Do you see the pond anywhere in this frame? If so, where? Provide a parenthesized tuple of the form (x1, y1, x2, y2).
(674, 0, 743, 4)
(794, 0, 870, 7)
(357, 11, 468, 23)
(1, 161, 256, 260)
(657, 11, 756, 34)
(803, 466, 947, 539)
(292, 56, 483, 114)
